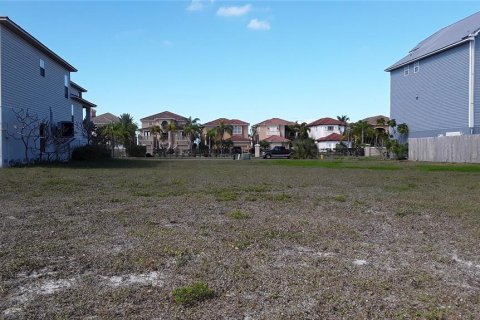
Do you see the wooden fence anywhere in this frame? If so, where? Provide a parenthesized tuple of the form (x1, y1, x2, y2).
(409, 135, 480, 163)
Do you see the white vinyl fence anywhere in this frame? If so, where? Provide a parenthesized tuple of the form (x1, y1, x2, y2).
(409, 135, 480, 163)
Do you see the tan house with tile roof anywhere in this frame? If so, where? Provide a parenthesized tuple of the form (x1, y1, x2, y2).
(202, 118, 250, 151)
(252, 118, 295, 147)
(138, 111, 189, 155)
(363, 115, 390, 133)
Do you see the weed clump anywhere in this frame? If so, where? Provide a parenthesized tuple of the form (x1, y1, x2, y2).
(171, 281, 215, 306)
(228, 210, 251, 220)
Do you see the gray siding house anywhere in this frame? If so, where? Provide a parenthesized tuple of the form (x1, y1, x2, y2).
(0, 17, 95, 167)
(386, 12, 480, 138)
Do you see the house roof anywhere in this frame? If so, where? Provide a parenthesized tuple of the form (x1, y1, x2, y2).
(386, 11, 480, 71)
(316, 133, 344, 142)
(307, 117, 346, 127)
(253, 118, 295, 127)
(141, 111, 188, 122)
(203, 118, 249, 126)
(71, 95, 97, 108)
(230, 135, 250, 142)
(0, 16, 77, 72)
(362, 115, 390, 126)
(92, 113, 119, 125)
(263, 135, 290, 143)
(70, 81, 87, 92)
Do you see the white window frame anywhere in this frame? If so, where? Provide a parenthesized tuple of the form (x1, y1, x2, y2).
(404, 65, 409, 76)
(327, 125, 334, 131)
(414, 61, 419, 73)
(233, 125, 242, 135)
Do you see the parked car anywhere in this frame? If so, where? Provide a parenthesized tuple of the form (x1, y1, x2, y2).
(262, 146, 292, 159)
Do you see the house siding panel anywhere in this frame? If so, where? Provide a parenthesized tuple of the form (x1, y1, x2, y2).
(1, 25, 73, 164)
(390, 42, 470, 138)
(474, 36, 480, 131)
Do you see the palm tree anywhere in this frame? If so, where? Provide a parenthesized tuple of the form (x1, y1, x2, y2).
(351, 120, 374, 146)
(166, 122, 177, 149)
(103, 123, 124, 157)
(150, 125, 162, 153)
(184, 116, 201, 152)
(337, 115, 350, 123)
(118, 113, 138, 147)
(216, 121, 233, 154)
(289, 122, 310, 140)
(206, 128, 217, 154)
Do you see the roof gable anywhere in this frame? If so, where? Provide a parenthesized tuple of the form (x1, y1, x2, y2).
(0, 16, 77, 72)
(254, 118, 295, 127)
(92, 113, 119, 124)
(203, 118, 249, 126)
(263, 135, 290, 143)
(141, 111, 188, 122)
(307, 117, 346, 127)
(317, 133, 344, 142)
(386, 11, 480, 71)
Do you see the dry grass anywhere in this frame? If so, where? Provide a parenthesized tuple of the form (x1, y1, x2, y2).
(1, 158, 479, 319)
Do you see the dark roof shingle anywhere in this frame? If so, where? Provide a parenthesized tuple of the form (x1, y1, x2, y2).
(307, 117, 346, 127)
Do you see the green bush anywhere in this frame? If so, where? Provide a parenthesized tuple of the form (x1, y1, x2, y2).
(291, 138, 318, 159)
(171, 281, 215, 306)
(71, 145, 111, 161)
(126, 144, 146, 157)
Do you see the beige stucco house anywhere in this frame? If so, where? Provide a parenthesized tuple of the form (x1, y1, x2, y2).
(202, 118, 250, 151)
(252, 118, 294, 147)
(138, 111, 189, 155)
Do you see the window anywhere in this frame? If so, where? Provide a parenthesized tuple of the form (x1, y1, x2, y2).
(64, 75, 69, 98)
(233, 125, 242, 135)
(40, 59, 45, 77)
(267, 125, 279, 135)
(414, 61, 420, 73)
(404, 65, 409, 76)
(327, 125, 334, 131)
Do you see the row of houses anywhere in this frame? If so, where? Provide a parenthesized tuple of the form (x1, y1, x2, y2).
(114, 111, 389, 154)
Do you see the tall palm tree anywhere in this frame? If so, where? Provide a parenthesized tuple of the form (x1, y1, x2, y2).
(166, 122, 177, 149)
(289, 122, 310, 140)
(351, 120, 374, 146)
(337, 115, 350, 123)
(206, 128, 217, 154)
(103, 123, 124, 157)
(151, 125, 162, 153)
(184, 116, 201, 152)
(118, 113, 138, 146)
(216, 121, 233, 154)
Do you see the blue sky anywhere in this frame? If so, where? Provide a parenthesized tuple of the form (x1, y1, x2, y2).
(2, 1, 480, 126)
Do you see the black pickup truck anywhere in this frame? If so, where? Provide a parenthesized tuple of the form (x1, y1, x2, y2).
(263, 146, 292, 159)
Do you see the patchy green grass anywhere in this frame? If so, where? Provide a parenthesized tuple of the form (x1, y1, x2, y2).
(228, 210, 252, 220)
(171, 282, 215, 306)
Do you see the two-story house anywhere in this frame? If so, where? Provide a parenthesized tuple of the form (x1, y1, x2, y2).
(307, 117, 347, 150)
(0, 17, 95, 167)
(386, 11, 480, 138)
(252, 118, 294, 148)
(202, 118, 250, 151)
(138, 111, 189, 155)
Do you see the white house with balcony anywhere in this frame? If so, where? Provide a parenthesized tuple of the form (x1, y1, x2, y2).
(307, 117, 348, 151)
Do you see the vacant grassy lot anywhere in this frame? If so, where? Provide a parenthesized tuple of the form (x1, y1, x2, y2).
(1, 158, 479, 319)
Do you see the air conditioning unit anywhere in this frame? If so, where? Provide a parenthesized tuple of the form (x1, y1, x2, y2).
(57, 121, 74, 138)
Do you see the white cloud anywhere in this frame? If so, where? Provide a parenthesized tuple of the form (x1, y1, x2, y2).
(187, 0, 204, 11)
(217, 4, 252, 17)
(187, 0, 215, 12)
(247, 18, 270, 31)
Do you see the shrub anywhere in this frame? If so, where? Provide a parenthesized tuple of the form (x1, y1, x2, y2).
(171, 281, 215, 306)
(291, 138, 318, 159)
(126, 144, 146, 157)
(71, 145, 110, 161)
